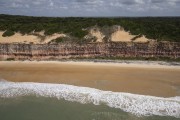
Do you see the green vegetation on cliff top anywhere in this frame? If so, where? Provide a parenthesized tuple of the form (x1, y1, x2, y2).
(0, 14, 180, 42)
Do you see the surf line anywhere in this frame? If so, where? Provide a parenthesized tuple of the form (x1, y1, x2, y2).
(0, 81, 180, 118)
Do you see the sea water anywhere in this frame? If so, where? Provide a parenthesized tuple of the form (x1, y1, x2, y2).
(0, 80, 180, 120)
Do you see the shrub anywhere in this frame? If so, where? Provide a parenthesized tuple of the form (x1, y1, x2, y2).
(50, 37, 69, 43)
(2, 30, 15, 37)
(71, 30, 88, 39)
(0, 15, 180, 42)
(6, 58, 15, 61)
(54, 37, 64, 43)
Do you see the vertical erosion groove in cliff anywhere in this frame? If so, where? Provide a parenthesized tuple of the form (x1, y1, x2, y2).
(0, 42, 179, 60)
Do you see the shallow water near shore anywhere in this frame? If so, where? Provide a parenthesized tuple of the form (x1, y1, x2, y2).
(0, 96, 179, 120)
(0, 81, 180, 120)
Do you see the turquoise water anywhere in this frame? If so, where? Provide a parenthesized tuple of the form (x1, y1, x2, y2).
(0, 81, 180, 120)
(0, 96, 179, 120)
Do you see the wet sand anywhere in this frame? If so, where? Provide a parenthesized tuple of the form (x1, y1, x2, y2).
(0, 61, 180, 97)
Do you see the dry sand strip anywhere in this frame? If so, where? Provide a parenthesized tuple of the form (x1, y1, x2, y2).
(0, 61, 180, 97)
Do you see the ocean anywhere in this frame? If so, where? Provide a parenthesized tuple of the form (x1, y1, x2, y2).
(0, 80, 180, 120)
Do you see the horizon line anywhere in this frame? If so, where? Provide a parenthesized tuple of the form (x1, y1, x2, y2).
(1, 14, 180, 18)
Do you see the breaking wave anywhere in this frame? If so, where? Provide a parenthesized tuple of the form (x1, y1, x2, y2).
(0, 80, 180, 118)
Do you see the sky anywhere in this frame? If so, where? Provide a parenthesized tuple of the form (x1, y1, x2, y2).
(0, 0, 180, 17)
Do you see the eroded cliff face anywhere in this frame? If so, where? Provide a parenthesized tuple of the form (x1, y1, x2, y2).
(0, 42, 179, 61)
(1, 25, 178, 61)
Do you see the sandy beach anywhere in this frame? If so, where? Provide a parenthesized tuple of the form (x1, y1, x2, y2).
(0, 61, 180, 97)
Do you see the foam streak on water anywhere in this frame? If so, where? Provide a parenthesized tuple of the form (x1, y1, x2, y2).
(0, 81, 180, 118)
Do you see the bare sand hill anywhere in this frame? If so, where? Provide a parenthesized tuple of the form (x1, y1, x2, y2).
(111, 29, 135, 42)
(1, 26, 150, 44)
(0, 31, 66, 44)
(42, 33, 66, 43)
(111, 27, 149, 43)
(86, 26, 149, 43)
(133, 35, 149, 43)
(0, 31, 39, 43)
(89, 28, 105, 42)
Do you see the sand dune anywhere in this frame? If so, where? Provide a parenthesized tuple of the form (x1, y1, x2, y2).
(86, 26, 149, 43)
(89, 28, 105, 42)
(111, 27, 149, 42)
(111, 29, 135, 42)
(42, 33, 66, 43)
(0, 31, 66, 44)
(0, 31, 40, 43)
(133, 35, 149, 43)
(1, 26, 149, 44)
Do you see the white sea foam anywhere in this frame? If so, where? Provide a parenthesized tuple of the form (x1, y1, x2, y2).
(0, 81, 180, 118)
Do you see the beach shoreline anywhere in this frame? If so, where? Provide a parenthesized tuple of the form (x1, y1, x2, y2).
(0, 61, 180, 97)
(1, 60, 180, 68)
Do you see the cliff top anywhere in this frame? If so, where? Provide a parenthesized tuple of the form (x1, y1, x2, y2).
(0, 14, 180, 43)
